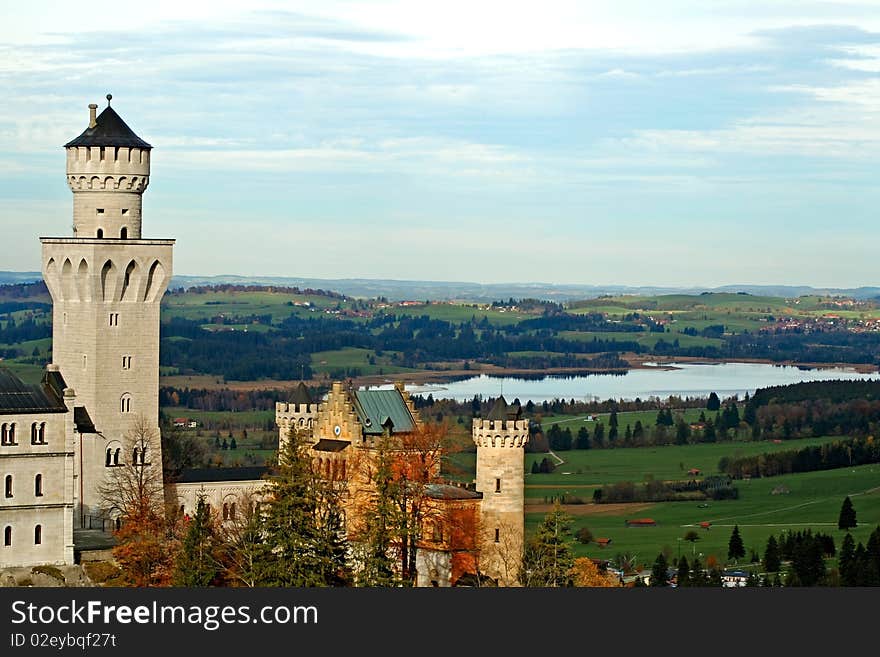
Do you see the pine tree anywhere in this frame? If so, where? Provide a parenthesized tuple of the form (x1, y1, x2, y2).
(676, 555, 690, 587)
(690, 557, 706, 586)
(728, 525, 745, 563)
(522, 502, 575, 587)
(255, 428, 347, 587)
(763, 534, 781, 573)
(707, 392, 721, 411)
(229, 436, 237, 450)
(650, 553, 669, 587)
(838, 496, 857, 530)
(173, 496, 220, 586)
(839, 533, 856, 586)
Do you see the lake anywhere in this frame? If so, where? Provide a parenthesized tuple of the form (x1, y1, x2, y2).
(392, 361, 880, 403)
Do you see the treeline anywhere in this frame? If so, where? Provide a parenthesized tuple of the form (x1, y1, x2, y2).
(594, 475, 738, 504)
(0, 314, 52, 345)
(159, 386, 307, 412)
(166, 283, 345, 299)
(719, 435, 880, 479)
(748, 379, 880, 410)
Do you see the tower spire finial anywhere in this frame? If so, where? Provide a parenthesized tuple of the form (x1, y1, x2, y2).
(106, 93, 112, 106)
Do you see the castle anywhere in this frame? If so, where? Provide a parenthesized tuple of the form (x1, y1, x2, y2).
(0, 99, 528, 586)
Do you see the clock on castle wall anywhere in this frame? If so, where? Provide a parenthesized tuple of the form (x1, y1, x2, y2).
(334, 425, 341, 436)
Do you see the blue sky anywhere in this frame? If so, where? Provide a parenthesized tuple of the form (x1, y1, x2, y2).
(1, 1, 879, 287)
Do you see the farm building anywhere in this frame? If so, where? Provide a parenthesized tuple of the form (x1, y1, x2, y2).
(625, 518, 657, 527)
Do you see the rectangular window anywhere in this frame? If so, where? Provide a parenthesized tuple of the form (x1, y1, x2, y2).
(109, 313, 119, 327)
(96, 208, 105, 214)
(121, 208, 129, 215)
(494, 528, 500, 543)
(122, 356, 132, 370)
(495, 478, 501, 493)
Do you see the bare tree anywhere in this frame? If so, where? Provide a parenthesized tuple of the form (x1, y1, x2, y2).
(98, 414, 165, 520)
(217, 491, 264, 587)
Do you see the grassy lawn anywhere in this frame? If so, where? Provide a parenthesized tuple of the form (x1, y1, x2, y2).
(539, 408, 708, 431)
(310, 347, 418, 376)
(530, 462, 880, 567)
(523, 435, 850, 491)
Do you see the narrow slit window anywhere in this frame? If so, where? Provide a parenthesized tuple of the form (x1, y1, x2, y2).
(494, 528, 500, 543)
(495, 478, 501, 493)
(34, 525, 42, 545)
(34, 474, 43, 497)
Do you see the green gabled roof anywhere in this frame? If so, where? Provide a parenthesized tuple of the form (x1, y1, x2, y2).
(353, 389, 415, 435)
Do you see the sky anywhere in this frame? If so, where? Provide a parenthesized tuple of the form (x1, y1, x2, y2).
(1, 0, 879, 287)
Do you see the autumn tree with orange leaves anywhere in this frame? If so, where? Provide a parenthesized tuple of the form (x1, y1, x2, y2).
(99, 415, 180, 586)
(570, 557, 621, 587)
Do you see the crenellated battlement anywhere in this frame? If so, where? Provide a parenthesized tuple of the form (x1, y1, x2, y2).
(66, 145, 150, 175)
(472, 417, 530, 449)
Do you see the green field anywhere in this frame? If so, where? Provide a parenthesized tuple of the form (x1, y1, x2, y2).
(310, 347, 417, 376)
(532, 463, 880, 568)
(523, 435, 850, 491)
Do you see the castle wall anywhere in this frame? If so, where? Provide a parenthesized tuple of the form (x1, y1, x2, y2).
(0, 400, 76, 568)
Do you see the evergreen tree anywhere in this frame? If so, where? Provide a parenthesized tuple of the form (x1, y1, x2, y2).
(675, 420, 690, 445)
(707, 392, 721, 411)
(173, 496, 220, 586)
(838, 496, 857, 530)
(522, 502, 575, 587)
(255, 428, 348, 587)
(608, 411, 619, 444)
(575, 426, 591, 450)
(676, 555, 690, 587)
(355, 436, 400, 587)
(708, 567, 724, 586)
(624, 425, 632, 443)
(728, 525, 745, 563)
(650, 552, 669, 587)
(229, 436, 237, 450)
(839, 533, 856, 586)
(531, 461, 540, 474)
(593, 423, 605, 447)
(763, 535, 781, 573)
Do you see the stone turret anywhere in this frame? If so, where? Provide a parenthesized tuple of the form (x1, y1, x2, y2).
(64, 95, 152, 240)
(276, 382, 318, 447)
(472, 396, 529, 586)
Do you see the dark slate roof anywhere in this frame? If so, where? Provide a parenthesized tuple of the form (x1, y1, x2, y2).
(353, 389, 415, 435)
(290, 382, 313, 405)
(424, 483, 483, 501)
(0, 367, 68, 415)
(65, 105, 152, 149)
(175, 466, 269, 483)
(74, 406, 97, 434)
(312, 438, 350, 452)
(485, 395, 521, 421)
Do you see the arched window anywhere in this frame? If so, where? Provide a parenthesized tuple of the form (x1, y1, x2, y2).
(4, 475, 11, 498)
(132, 447, 139, 464)
(120, 394, 132, 413)
(96, 228, 104, 239)
(105, 448, 112, 467)
(34, 474, 43, 497)
(31, 423, 38, 444)
(140, 447, 147, 464)
(3, 526, 10, 546)
(120, 227, 128, 239)
(6, 423, 15, 445)
(38, 423, 46, 444)
(340, 460, 346, 479)
(229, 503, 236, 520)
(34, 525, 42, 545)
(113, 448, 121, 466)
(1, 423, 6, 445)
(222, 503, 229, 520)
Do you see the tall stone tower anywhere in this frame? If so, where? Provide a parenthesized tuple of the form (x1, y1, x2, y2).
(472, 396, 529, 586)
(40, 96, 174, 523)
